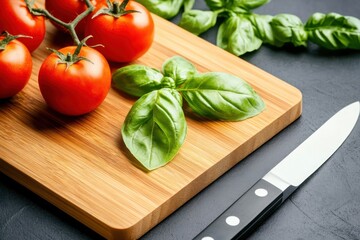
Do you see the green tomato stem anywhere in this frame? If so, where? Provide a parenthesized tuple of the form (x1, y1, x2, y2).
(65, 53, 73, 62)
(47, 36, 94, 69)
(25, 0, 94, 46)
(93, 0, 140, 19)
(0, 31, 32, 50)
(107, 0, 131, 14)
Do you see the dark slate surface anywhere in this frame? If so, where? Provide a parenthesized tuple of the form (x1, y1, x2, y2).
(1, 0, 360, 239)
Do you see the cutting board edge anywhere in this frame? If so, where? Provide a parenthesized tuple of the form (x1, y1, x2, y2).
(0, 95, 302, 240)
(0, 160, 114, 238)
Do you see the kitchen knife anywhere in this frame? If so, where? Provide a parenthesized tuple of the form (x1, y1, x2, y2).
(194, 101, 360, 240)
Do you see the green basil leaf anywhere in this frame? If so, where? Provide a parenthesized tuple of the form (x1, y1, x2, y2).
(248, 14, 284, 47)
(271, 14, 308, 47)
(179, 10, 218, 36)
(162, 56, 197, 86)
(181, 72, 265, 121)
(205, 0, 225, 11)
(183, 0, 195, 12)
(112, 65, 166, 97)
(136, 0, 184, 19)
(122, 88, 187, 170)
(305, 12, 360, 50)
(217, 15, 262, 56)
(227, 0, 270, 13)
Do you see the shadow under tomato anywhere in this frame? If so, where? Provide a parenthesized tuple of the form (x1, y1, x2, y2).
(28, 104, 92, 132)
(47, 29, 74, 49)
(0, 94, 30, 113)
(0, 97, 16, 108)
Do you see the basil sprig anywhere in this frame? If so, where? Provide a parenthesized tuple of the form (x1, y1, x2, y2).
(113, 56, 265, 170)
(305, 12, 360, 50)
(175, 0, 360, 55)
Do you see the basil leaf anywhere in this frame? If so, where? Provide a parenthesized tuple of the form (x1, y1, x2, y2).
(112, 65, 169, 97)
(249, 14, 284, 47)
(122, 88, 187, 170)
(183, 0, 195, 12)
(217, 15, 262, 55)
(205, 0, 225, 11)
(162, 56, 197, 86)
(227, 0, 270, 13)
(181, 72, 265, 121)
(136, 0, 183, 19)
(305, 12, 360, 50)
(271, 14, 308, 47)
(179, 10, 218, 36)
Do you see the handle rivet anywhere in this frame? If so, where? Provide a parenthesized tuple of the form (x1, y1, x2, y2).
(225, 216, 240, 226)
(255, 188, 268, 197)
(201, 237, 214, 240)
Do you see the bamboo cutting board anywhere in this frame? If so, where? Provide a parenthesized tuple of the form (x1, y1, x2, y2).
(0, 8, 302, 240)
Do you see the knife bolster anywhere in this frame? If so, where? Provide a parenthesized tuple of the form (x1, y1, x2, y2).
(263, 172, 296, 201)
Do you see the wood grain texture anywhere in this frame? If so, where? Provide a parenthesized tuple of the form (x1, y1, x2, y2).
(0, 5, 302, 240)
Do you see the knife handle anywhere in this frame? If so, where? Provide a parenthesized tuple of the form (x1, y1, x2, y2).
(193, 179, 284, 240)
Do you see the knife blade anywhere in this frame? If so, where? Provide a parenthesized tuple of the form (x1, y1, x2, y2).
(194, 101, 360, 240)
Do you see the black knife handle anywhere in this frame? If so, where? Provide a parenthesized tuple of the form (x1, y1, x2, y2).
(193, 179, 284, 240)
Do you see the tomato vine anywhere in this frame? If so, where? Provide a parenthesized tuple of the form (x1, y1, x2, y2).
(25, 0, 94, 46)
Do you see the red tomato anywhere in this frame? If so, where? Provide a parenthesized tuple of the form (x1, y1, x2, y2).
(38, 46, 111, 116)
(0, 0, 46, 52)
(0, 35, 32, 99)
(45, 0, 101, 37)
(85, 0, 154, 62)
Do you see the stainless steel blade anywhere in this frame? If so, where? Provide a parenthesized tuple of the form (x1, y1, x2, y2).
(264, 101, 359, 189)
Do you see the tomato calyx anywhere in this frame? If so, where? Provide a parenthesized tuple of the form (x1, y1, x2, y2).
(0, 31, 32, 51)
(93, 0, 140, 18)
(49, 36, 94, 69)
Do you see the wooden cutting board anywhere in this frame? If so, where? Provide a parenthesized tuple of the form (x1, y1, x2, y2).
(0, 9, 302, 240)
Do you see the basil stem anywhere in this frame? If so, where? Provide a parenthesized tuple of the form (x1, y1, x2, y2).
(122, 88, 187, 170)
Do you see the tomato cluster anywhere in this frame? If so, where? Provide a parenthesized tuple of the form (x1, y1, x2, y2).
(0, 0, 154, 116)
